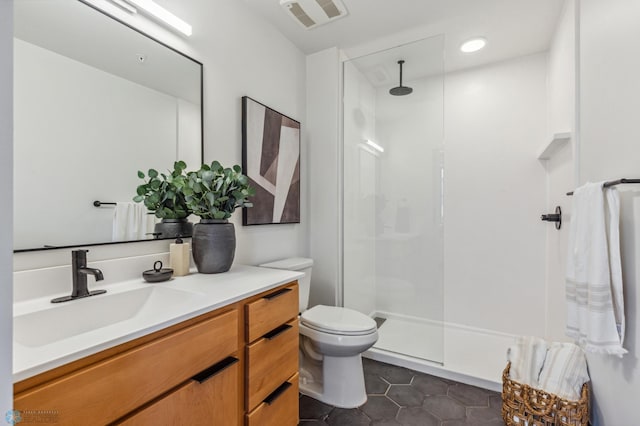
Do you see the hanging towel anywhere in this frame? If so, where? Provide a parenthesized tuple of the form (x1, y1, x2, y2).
(538, 342, 589, 401)
(506, 336, 548, 387)
(565, 182, 627, 356)
(112, 202, 156, 241)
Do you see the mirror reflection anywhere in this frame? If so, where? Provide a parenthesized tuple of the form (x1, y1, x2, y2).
(13, 0, 203, 252)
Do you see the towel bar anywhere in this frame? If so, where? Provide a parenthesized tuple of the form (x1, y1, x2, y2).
(566, 178, 640, 195)
(93, 201, 116, 207)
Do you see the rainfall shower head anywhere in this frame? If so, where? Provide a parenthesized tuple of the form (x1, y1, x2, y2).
(389, 60, 413, 96)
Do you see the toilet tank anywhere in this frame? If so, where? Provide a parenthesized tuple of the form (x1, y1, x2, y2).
(259, 257, 313, 312)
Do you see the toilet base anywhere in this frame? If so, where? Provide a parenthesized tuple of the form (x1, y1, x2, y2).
(299, 354, 368, 409)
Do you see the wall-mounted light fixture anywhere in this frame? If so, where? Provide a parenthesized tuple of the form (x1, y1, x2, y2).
(110, 0, 137, 14)
(365, 139, 385, 153)
(121, 0, 193, 36)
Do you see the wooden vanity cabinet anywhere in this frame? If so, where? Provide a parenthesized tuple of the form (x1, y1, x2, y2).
(13, 281, 300, 426)
(14, 307, 240, 426)
(245, 283, 300, 426)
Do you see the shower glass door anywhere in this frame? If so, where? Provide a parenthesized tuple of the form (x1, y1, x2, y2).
(342, 36, 445, 364)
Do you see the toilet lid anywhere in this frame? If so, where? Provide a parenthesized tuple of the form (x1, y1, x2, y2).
(301, 305, 377, 336)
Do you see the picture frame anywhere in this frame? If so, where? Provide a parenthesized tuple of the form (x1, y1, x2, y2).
(241, 96, 301, 225)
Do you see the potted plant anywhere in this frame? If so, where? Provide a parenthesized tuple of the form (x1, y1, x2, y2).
(183, 161, 255, 273)
(133, 160, 193, 239)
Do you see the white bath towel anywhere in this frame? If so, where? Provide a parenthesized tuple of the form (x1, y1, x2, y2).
(112, 202, 156, 241)
(538, 342, 589, 401)
(506, 336, 548, 387)
(565, 182, 627, 356)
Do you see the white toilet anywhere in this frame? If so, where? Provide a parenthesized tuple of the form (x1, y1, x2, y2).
(260, 258, 378, 408)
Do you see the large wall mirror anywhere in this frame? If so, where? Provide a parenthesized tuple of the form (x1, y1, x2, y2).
(13, 0, 203, 252)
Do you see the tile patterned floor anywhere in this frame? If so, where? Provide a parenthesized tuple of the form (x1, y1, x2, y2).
(299, 358, 504, 426)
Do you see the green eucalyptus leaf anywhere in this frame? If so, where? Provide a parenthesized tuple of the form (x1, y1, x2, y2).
(148, 192, 161, 204)
(133, 195, 144, 202)
(137, 170, 145, 179)
(201, 170, 214, 183)
(205, 192, 215, 206)
(148, 169, 158, 178)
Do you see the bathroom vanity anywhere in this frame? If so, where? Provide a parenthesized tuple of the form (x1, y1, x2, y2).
(13, 266, 301, 426)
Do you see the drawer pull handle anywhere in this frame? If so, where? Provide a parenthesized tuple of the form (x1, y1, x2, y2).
(262, 287, 292, 300)
(192, 356, 238, 384)
(264, 381, 292, 405)
(263, 323, 293, 340)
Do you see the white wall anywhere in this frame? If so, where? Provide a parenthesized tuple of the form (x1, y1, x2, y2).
(15, 0, 308, 268)
(0, 0, 13, 412)
(306, 48, 340, 307)
(544, 0, 576, 342)
(444, 53, 548, 336)
(579, 0, 640, 423)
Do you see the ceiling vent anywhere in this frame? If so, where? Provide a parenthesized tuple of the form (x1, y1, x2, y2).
(280, 0, 348, 30)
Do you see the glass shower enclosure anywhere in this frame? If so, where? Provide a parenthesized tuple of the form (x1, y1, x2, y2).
(342, 36, 445, 364)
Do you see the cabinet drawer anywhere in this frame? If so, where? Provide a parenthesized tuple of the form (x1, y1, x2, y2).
(246, 283, 298, 342)
(118, 357, 240, 426)
(246, 320, 298, 410)
(246, 373, 299, 426)
(14, 309, 238, 426)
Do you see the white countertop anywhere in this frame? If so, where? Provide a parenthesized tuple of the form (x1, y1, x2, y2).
(13, 265, 303, 382)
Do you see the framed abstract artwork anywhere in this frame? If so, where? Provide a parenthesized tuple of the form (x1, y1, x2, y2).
(242, 96, 301, 225)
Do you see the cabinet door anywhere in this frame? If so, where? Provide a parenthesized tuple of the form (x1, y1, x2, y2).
(118, 357, 240, 426)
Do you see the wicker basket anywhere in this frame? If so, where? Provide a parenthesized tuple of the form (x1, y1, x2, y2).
(501, 362, 589, 426)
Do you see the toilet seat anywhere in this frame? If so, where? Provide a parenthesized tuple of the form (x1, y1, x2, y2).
(301, 305, 377, 336)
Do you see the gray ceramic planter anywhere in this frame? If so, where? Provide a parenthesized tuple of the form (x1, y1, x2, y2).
(192, 219, 236, 273)
(154, 218, 193, 239)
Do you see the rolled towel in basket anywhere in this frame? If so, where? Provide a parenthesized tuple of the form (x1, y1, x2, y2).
(538, 342, 589, 401)
(506, 336, 548, 387)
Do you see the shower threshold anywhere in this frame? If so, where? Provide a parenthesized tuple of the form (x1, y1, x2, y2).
(372, 314, 444, 364)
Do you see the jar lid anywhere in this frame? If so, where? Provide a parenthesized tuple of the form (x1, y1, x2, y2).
(142, 260, 173, 283)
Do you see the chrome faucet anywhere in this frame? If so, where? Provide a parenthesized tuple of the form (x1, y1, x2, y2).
(51, 249, 107, 303)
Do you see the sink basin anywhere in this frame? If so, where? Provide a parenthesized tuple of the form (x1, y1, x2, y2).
(14, 286, 200, 347)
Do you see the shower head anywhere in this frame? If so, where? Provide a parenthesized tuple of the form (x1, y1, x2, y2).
(389, 60, 413, 96)
(389, 85, 413, 96)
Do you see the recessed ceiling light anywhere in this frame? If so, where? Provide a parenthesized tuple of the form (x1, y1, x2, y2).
(460, 38, 487, 53)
